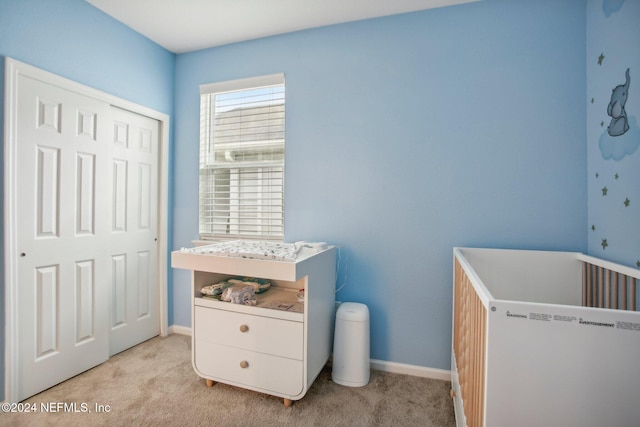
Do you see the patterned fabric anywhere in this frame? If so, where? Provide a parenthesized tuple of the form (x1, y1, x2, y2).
(182, 240, 303, 262)
(220, 284, 256, 305)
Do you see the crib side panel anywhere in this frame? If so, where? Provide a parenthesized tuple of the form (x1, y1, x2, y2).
(459, 248, 583, 306)
(485, 300, 640, 427)
(452, 257, 487, 427)
(581, 256, 640, 311)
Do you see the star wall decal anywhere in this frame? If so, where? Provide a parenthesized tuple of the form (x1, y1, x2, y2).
(595, 172, 599, 178)
(598, 53, 605, 65)
(637, 260, 640, 268)
(591, 98, 595, 103)
(615, 173, 619, 180)
(601, 239, 608, 250)
(624, 198, 630, 207)
(601, 121, 604, 127)
(591, 225, 596, 231)
(602, 186, 608, 196)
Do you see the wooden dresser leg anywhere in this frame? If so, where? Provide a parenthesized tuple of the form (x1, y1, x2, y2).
(205, 379, 215, 388)
(283, 398, 293, 407)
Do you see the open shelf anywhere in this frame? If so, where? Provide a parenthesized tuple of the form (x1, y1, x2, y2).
(194, 286, 303, 322)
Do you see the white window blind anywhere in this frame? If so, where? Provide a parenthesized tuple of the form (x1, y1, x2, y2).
(199, 74, 285, 241)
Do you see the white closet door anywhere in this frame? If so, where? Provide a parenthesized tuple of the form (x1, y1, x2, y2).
(108, 107, 160, 356)
(16, 75, 110, 401)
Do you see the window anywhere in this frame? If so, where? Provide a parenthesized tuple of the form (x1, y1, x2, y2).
(199, 74, 285, 241)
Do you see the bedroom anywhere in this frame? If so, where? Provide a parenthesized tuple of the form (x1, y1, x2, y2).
(1, 0, 638, 422)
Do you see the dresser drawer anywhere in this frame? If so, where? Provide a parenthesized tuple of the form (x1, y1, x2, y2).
(194, 306, 303, 360)
(195, 341, 304, 397)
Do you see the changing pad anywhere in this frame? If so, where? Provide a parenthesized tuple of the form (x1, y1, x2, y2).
(180, 240, 327, 262)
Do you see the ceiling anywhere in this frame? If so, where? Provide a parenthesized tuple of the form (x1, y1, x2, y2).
(86, 0, 478, 54)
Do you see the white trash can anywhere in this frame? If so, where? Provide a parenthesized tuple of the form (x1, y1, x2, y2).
(332, 302, 370, 387)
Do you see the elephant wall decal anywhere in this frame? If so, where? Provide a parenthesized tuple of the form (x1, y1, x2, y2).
(607, 68, 630, 137)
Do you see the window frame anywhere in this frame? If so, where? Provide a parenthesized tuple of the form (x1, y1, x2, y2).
(198, 73, 285, 242)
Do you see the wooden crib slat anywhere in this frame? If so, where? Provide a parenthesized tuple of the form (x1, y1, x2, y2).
(605, 269, 611, 309)
(467, 282, 472, 392)
(468, 287, 474, 426)
(594, 264, 598, 307)
(620, 274, 628, 310)
(582, 262, 587, 307)
(454, 261, 461, 355)
(598, 266, 604, 308)
(593, 264, 598, 307)
(586, 263, 593, 307)
(455, 259, 468, 416)
(480, 302, 486, 427)
(470, 290, 477, 427)
(613, 271, 619, 310)
(592, 264, 597, 307)
(631, 277, 636, 311)
(469, 276, 483, 427)
(455, 261, 465, 385)
(473, 296, 480, 427)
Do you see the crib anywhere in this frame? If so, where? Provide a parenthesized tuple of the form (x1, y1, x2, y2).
(451, 247, 640, 427)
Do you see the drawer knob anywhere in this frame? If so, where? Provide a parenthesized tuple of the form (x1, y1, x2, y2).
(240, 360, 249, 369)
(239, 324, 249, 333)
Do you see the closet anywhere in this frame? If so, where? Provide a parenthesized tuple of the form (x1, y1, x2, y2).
(4, 58, 169, 402)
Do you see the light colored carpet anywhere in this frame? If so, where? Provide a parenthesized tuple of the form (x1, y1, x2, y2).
(5, 334, 456, 426)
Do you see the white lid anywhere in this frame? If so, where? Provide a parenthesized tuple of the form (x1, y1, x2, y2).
(336, 302, 369, 321)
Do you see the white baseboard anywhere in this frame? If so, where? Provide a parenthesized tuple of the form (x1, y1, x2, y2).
(168, 325, 192, 336)
(166, 326, 451, 382)
(370, 359, 451, 382)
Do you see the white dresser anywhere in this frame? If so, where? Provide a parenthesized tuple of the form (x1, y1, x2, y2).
(171, 246, 336, 406)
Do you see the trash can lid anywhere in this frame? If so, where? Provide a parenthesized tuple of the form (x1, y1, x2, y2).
(336, 302, 369, 321)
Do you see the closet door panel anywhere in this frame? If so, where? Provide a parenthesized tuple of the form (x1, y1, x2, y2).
(15, 75, 110, 401)
(108, 107, 160, 356)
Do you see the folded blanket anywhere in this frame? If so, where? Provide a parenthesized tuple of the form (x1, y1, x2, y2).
(228, 277, 271, 293)
(200, 281, 232, 296)
(221, 284, 256, 305)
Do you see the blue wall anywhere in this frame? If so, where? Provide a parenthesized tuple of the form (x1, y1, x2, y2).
(0, 0, 174, 112)
(1, 0, 601, 403)
(587, 0, 640, 268)
(173, 0, 588, 370)
(0, 0, 175, 402)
